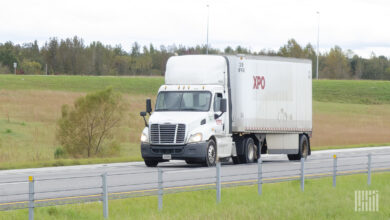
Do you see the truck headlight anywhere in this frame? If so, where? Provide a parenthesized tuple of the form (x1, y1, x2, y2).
(188, 133, 203, 143)
(140, 132, 149, 143)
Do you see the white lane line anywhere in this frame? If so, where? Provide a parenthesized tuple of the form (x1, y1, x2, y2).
(0, 182, 27, 186)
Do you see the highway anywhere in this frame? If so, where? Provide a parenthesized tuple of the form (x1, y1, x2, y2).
(0, 146, 389, 210)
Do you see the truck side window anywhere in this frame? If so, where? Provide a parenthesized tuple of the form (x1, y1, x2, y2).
(214, 93, 223, 112)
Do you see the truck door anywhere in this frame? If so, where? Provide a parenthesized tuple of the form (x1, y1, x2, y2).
(213, 92, 231, 157)
(214, 93, 224, 134)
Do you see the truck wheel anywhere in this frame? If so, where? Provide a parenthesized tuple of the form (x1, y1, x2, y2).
(232, 156, 241, 164)
(287, 135, 309, 161)
(205, 139, 217, 167)
(241, 137, 256, 163)
(144, 159, 158, 167)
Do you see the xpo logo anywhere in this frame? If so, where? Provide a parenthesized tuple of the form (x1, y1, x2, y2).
(253, 76, 265, 90)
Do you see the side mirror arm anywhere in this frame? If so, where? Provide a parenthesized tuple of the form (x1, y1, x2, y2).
(140, 112, 149, 127)
(214, 112, 225, 120)
(142, 116, 148, 127)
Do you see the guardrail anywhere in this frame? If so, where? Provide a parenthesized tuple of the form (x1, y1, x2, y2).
(0, 152, 389, 220)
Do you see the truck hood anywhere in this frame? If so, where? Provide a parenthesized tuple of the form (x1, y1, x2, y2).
(148, 111, 211, 133)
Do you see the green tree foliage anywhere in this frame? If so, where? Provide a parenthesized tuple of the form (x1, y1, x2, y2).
(57, 88, 125, 158)
(0, 64, 10, 74)
(21, 60, 42, 74)
(321, 46, 351, 79)
(1, 37, 390, 80)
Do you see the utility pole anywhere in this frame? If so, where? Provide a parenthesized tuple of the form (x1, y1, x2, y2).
(206, 4, 210, 54)
(316, 11, 320, 80)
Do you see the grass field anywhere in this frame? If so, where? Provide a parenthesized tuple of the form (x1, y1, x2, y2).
(0, 75, 390, 169)
(1, 172, 389, 219)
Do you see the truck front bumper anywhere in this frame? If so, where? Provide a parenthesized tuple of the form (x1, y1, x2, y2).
(141, 142, 208, 162)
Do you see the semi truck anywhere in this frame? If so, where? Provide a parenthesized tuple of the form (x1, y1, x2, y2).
(139, 55, 312, 167)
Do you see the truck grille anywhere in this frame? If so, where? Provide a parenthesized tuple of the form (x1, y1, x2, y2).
(150, 124, 186, 144)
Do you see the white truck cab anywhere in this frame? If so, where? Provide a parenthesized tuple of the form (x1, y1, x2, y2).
(140, 55, 312, 167)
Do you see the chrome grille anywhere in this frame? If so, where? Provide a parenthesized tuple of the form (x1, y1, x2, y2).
(150, 124, 186, 144)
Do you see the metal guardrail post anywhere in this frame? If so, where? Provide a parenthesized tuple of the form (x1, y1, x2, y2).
(28, 176, 34, 220)
(367, 153, 372, 185)
(102, 172, 108, 219)
(158, 168, 163, 211)
(333, 155, 337, 187)
(300, 158, 304, 192)
(258, 158, 262, 195)
(216, 162, 221, 203)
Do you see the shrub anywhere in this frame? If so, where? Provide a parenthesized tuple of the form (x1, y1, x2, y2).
(57, 88, 125, 158)
(21, 60, 42, 75)
(54, 147, 66, 159)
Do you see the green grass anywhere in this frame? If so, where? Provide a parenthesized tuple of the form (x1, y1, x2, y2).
(1, 172, 389, 219)
(1, 75, 390, 104)
(0, 75, 164, 95)
(313, 80, 390, 104)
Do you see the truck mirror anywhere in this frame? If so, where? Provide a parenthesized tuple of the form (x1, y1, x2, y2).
(140, 112, 147, 117)
(220, 99, 227, 113)
(146, 99, 152, 114)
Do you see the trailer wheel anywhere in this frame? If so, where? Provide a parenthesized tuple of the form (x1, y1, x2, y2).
(205, 139, 217, 167)
(144, 159, 158, 167)
(301, 135, 309, 159)
(287, 135, 309, 161)
(241, 137, 256, 163)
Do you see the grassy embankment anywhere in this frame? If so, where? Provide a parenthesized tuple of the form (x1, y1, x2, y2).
(1, 172, 389, 219)
(0, 75, 390, 169)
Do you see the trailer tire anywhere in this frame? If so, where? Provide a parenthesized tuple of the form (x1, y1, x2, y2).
(240, 137, 256, 163)
(144, 160, 158, 167)
(205, 139, 217, 167)
(287, 135, 309, 161)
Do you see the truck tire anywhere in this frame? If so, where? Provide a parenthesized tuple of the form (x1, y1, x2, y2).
(287, 135, 309, 161)
(205, 139, 217, 167)
(240, 137, 256, 163)
(144, 159, 158, 167)
(232, 156, 241, 164)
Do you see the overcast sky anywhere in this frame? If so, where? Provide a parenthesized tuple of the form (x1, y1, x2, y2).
(1, 0, 389, 58)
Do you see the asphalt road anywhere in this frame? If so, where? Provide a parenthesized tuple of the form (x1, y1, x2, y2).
(0, 146, 389, 209)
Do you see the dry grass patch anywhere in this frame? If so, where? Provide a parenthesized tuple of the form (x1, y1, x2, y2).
(312, 101, 390, 147)
(1, 89, 390, 167)
(0, 90, 148, 165)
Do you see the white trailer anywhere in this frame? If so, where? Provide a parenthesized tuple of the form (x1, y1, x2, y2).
(140, 55, 312, 167)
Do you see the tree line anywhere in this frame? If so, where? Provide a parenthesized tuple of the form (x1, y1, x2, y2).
(0, 36, 389, 80)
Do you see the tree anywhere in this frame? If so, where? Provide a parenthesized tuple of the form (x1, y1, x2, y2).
(57, 88, 125, 158)
(0, 41, 18, 70)
(21, 60, 42, 74)
(321, 46, 351, 79)
(278, 39, 304, 58)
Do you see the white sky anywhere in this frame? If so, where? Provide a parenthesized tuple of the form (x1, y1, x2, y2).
(1, 0, 389, 58)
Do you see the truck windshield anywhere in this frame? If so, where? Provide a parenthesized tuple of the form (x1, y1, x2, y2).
(155, 91, 212, 111)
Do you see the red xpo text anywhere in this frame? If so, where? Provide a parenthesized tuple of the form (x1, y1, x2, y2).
(253, 76, 265, 90)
